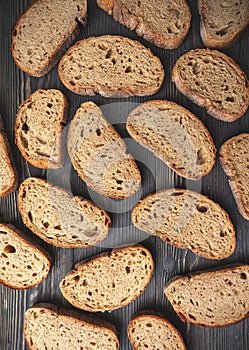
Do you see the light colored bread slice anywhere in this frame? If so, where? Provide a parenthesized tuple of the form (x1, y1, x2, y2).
(58, 35, 164, 98)
(0, 223, 51, 289)
(15, 89, 68, 169)
(172, 49, 249, 122)
(164, 264, 249, 327)
(127, 100, 216, 180)
(198, 0, 249, 48)
(220, 133, 249, 220)
(11, 0, 87, 77)
(24, 303, 119, 350)
(17, 177, 111, 248)
(128, 311, 186, 350)
(132, 188, 236, 260)
(67, 101, 141, 198)
(60, 245, 154, 312)
(97, 0, 191, 49)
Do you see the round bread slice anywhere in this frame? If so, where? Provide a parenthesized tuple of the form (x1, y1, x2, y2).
(128, 311, 186, 350)
(58, 35, 164, 98)
(24, 303, 119, 350)
(17, 177, 111, 248)
(126, 100, 216, 180)
(132, 188, 236, 260)
(60, 245, 154, 312)
(172, 49, 249, 122)
(0, 223, 51, 289)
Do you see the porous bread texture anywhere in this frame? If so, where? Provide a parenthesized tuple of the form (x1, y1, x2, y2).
(60, 245, 154, 312)
(132, 188, 236, 260)
(126, 100, 216, 180)
(165, 265, 249, 327)
(58, 35, 164, 97)
(172, 49, 249, 122)
(67, 101, 141, 198)
(97, 0, 191, 49)
(11, 0, 87, 77)
(15, 89, 68, 169)
(17, 177, 111, 248)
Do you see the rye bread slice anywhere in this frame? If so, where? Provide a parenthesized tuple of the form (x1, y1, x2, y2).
(97, 0, 191, 49)
(0, 223, 51, 289)
(15, 89, 68, 169)
(58, 35, 164, 98)
(17, 177, 111, 248)
(11, 0, 87, 77)
(164, 264, 249, 327)
(126, 100, 216, 180)
(24, 303, 119, 350)
(60, 245, 154, 312)
(220, 133, 249, 220)
(132, 188, 236, 260)
(172, 49, 249, 122)
(67, 101, 141, 198)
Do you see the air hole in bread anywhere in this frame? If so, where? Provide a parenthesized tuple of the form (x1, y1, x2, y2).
(146, 323, 152, 327)
(126, 266, 131, 274)
(226, 96, 235, 102)
(43, 222, 49, 228)
(188, 313, 196, 321)
(105, 49, 112, 59)
(54, 225, 62, 230)
(4, 244, 16, 254)
(22, 122, 29, 132)
(171, 192, 184, 196)
(125, 66, 132, 73)
(28, 211, 33, 223)
(197, 205, 208, 213)
(240, 273, 247, 280)
(220, 230, 226, 237)
(73, 275, 80, 282)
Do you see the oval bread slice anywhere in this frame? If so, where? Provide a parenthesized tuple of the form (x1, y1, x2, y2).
(17, 177, 111, 248)
(126, 100, 216, 179)
(60, 245, 154, 312)
(58, 35, 164, 98)
(172, 49, 249, 122)
(0, 223, 51, 289)
(164, 265, 249, 327)
(24, 303, 119, 350)
(132, 188, 236, 259)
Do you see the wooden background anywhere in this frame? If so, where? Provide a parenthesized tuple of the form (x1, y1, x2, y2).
(0, 1, 248, 349)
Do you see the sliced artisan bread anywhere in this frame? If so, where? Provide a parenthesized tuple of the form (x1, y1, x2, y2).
(58, 35, 164, 98)
(198, 0, 249, 48)
(128, 311, 186, 350)
(220, 133, 249, 220)
(15, 89, 68, 169)
(11, 0, 87, 77)
(132, 188, 236, 259)
(127, 100, 216, 180)
(24, 303, 119, 350)
(60, 245, 154, 312)
(97, 0, 191, 49)
(164, 264, 249, 327)
(0, 223, 51, 289)
(172, 49, 249, 122)
(17, 177, 111, 248)
(67, 101, 141, 198)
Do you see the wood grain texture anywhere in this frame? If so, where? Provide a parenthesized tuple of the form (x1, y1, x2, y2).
(0, 1, 248, 349)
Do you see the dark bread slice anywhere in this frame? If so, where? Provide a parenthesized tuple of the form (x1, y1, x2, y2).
(24, 303, 119, 349)
(97, 0, 191, 49)
(60, 245, 154, 312)
(58, 35, 164, 98)
(172, 49, 249, 122)
(11, 0, 87, 77)
(0, 223, 51, 289)
(164, 264, 249, 327)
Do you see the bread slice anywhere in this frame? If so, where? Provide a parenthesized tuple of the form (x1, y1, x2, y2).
(97, 0, 191, 49)
(0, 223, 51, 289)
(60, 245, 154, 312)
(67, 101, 141, 198)
(132, 188, 235, 260)
(11, 0, 87, 77)
(198, 0, 249, 48)
(24, 303, 119, 350)
(220, 133, 249, 220)
(17, 177, 111, 248)
(15, 89, 68, 169)
(172, 49, 249, 122)
(127, 100, 216, 180)
(164, 264, 249, 327)
(58, 35, 164, 98)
